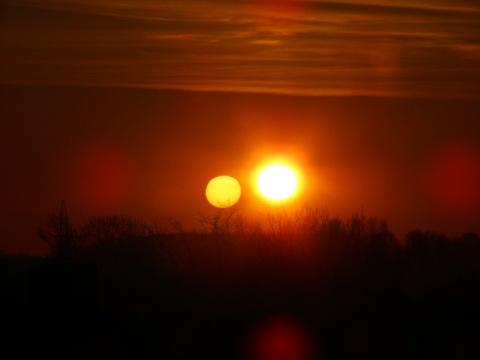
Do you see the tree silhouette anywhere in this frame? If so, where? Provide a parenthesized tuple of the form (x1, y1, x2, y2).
(196, 207, 238, 237)
(77, 215, 154, 248)
(24, 206, 480, 359)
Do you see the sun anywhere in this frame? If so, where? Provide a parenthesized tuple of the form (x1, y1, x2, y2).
(257, 164, 298, 201)
(206, 175, 241, 208)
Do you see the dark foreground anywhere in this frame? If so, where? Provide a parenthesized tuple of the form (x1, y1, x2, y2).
(1, 226, 480, 360)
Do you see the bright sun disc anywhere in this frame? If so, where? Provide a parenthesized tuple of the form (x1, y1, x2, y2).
(258, 165, 298, 201)
(206, 175, 241, 208)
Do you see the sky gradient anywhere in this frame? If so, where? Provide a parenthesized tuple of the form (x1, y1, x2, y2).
(1, 0, 480, 254)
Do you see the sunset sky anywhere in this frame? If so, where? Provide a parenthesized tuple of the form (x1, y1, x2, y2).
(1, 0, 480, 254)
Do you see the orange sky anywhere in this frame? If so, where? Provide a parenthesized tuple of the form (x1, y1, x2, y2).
(1, 0, 480, 254)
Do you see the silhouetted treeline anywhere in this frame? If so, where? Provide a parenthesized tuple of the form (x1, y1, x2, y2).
(1, 209, 479, 360)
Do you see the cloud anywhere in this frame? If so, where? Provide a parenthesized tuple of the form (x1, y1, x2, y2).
(1, 0, 479, 97)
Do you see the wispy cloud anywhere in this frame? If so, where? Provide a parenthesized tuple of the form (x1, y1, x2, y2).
(1, 0, 479, 97)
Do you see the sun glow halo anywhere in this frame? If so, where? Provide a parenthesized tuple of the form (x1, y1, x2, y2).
(257, 164, 298, 201)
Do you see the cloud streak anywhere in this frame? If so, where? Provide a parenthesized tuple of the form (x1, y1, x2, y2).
(1, 0, 479, 97)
